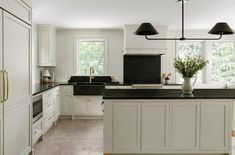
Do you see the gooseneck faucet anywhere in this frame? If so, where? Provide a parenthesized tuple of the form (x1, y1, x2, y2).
(89, 67, 95, 83)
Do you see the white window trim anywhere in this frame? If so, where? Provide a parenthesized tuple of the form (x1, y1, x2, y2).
(175, 40, 235, 86)
(73, 37, 109, 76)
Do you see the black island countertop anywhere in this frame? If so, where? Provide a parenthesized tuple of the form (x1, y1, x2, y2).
(103, 89, 235, 99)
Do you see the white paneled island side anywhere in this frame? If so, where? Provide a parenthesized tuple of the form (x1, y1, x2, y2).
(103, 89, 235, 155)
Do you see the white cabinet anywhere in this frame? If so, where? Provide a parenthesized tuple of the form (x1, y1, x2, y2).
(2, 11, 32, 155)
(32, 118, 43, 144)
(0, 0, 32, 24)
(113, 102, 141, 152)
(104, 99, 232, 154)
(0, 113, 3, 155)
(72, 96, 103, 115)
(172, 101, 200, 150)
(38, 25, 56, 66)
(200, 101, 230, 150)
(43, 89, 55, 134)
(0, 10, 3, 155)
(54, 87, 60, 121)
(72, 96, 87, 114)
(60, 86, 73, 115)
(141, 102, 169, 151)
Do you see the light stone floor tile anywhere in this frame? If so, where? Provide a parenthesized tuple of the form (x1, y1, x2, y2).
(34, 119, 103, 155)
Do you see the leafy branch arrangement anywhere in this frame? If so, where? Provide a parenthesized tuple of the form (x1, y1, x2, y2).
(174, 54, 208, 78)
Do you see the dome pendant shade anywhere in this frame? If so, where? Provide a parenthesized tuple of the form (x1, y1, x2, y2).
(208, 22, 234, 35)
(135, 23, 159, 35)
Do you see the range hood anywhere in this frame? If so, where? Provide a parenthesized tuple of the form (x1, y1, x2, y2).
(124, 25, 168, 55)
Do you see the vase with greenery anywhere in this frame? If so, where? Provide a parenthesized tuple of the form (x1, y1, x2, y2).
(174, 54, 208, 94)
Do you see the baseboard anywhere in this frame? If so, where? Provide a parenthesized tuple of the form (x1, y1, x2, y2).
(59, 115, 103, 120)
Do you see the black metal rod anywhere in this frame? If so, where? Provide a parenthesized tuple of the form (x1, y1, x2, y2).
(182, 0, 185, 39)
(145, 34, 223, 41)
(145, 35, 180, 40)
(184, 34, 223, 40)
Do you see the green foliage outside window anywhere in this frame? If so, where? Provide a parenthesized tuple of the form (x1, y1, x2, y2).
(78, 41, 105, 75)
(212, 42, 235, 82)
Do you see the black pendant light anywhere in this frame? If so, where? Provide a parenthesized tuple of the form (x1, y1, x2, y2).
(135, 0, 234, 41)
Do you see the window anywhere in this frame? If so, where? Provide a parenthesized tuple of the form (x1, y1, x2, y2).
(77, 40, 106, 75)
(211, 42, 235, 82)
(176, 41, 203, 83)
(176, 41, 235, 84)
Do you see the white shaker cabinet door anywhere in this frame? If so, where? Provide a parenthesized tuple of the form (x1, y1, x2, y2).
(171, 101, 200, 150)
(89, 96, 103, 115)
(3, 11, 31, 155)
(72, 96, 88, 114)
(113, 102, 141, 152)
(141, 102, 170, 151)
(61, 92, 72, 115)
(200, 101, 230, 150)
(55, 88, 60, 120)
(0, 9, 3, 155)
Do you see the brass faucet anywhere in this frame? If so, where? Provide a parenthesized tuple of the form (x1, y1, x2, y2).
(89, 67, 95, 83)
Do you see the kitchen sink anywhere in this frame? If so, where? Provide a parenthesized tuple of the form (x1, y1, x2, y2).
(74, 83, 105, 95)
(75, 82, 104, 86)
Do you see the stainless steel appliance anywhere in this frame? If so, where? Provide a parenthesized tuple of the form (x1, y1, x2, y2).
(33, 94, 43, 124)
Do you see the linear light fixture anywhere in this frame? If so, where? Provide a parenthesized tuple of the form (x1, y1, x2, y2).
(135, 0, 234, 41)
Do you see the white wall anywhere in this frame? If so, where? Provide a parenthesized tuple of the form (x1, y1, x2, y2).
(55, 29, 124, 82)
(36, 26, 235, 84)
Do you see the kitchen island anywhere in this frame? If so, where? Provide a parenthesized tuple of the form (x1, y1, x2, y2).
(103, 89, 235, 155)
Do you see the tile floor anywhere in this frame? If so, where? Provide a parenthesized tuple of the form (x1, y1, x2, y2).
(34, 119, 103, 155)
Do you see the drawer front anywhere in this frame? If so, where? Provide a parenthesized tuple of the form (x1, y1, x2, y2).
(43, 100, 54, 113)
(43, 91, 54, 103)
(0, 0, 32, 24)
(61, 86, 73, 92)
(43, 111, 54, 130)
(32, 120, 43, 142)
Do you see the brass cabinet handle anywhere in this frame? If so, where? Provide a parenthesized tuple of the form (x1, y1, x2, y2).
(4, 71, 9, 102)
(0, 70, 4, 103)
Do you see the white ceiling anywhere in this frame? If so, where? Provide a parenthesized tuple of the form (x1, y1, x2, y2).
(32, 0, 235, 29)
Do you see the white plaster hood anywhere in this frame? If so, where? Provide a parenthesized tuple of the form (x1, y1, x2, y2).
(124, 25, 169, 55)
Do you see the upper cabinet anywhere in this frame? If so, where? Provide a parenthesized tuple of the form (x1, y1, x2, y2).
(124, 25, 168, 55)
(0, 0, 32, 25)
(38, 25, 56, 66)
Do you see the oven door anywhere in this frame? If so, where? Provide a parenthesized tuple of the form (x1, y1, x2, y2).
(33, 95, 43, 123)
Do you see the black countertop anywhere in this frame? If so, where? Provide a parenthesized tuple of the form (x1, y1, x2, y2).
(33, 82, 62, 96)
(103, 89, 235, 99)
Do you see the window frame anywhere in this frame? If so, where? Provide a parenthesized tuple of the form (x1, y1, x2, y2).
(175, 40, 235, 85)
(74, 37, 109, 76)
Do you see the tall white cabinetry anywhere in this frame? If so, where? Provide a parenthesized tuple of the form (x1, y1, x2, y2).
(0, 1, 32, 154)
(38, 25, 56, 66)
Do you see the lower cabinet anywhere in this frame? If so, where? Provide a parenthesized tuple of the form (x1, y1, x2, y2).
(200, 101, 230, 150)
(60, 86, 73, 115)
(172, 101, 200, 150)
(43, 88, 56, 134)
(113, 102, 141, 151)
(54, 87, 60, 121)
(72, 96, 103, 115)
(141, 102, 170, 151)
(104, 100, 232, 154)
